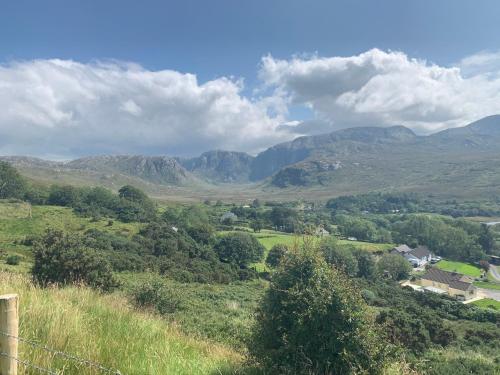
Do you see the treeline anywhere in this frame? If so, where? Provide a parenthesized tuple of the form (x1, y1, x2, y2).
(327, 191, 500, 217)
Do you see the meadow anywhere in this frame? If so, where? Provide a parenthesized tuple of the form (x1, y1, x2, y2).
(0, 272, 245, 375)
(471, 298, 500, 311)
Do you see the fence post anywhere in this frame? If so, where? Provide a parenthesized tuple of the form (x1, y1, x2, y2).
(0, 294, 18, 375)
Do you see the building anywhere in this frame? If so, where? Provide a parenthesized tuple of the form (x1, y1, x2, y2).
(391, 245, 432, 267)
(315, 227, 329, 237)
(419, 268, 477, 301)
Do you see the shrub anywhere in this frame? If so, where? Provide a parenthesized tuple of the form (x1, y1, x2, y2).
(250, 244, 386, 374)
(5, 255, 21, 266)
(214, 233, 265, 267)
(132, 280, 182, 314)
(265, 244, 288, 268)
(32, 230, 118, 292)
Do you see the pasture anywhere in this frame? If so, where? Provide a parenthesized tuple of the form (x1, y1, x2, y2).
(435, 260, 482, 278)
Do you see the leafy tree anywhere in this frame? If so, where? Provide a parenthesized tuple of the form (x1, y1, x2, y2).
(0, 161, 27, 199)
(251, 220, 263, 233)
(48, 185, 82, 207)
(250, 244, 386, 374)
(320, 237, 359, 276)
(265, 244, 288, 268)
(354, 249, 377, 279)
(32, 230, 118, 291)
(377, 254, 412, 281)
(214, 233, 265, 267)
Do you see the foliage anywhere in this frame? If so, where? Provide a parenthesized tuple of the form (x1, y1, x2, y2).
(249, 244, 386, 374)
(265, 243, 288, 268)
(377, 254, 412, 281)
(215, 232, 265, 267)
(320, 237, 359, 276)
(31, 230, 118, 291)
(0, 161, 28, 200)
(5, 254, 21, 265)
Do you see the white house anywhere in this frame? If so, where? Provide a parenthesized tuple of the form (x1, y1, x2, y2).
(392, 245, 432, 267)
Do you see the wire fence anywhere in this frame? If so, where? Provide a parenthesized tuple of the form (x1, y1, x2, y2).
(0, 331, 121, 375)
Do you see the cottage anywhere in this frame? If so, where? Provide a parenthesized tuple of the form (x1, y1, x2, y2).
(391, 244, 432, 267)
(419, 268, 477, 301)
(315, 227, 329, 237)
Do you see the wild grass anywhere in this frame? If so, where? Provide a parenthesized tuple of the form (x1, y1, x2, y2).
(0, 272, 244, 375)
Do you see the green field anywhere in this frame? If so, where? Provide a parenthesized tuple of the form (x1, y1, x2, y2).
(435, 260, 482, 278)
(0, 201, 143, 271)
(472, 298, 500, 311)
(473, 281, 500, 290)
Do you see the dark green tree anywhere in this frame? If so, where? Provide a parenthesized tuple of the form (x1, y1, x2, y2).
(0, 161, 27, 199)
(32, 230, 118, 291)
(250, 244, 386, 374)
(377, 254, 412, 281)
(214, 233, 265, 267)
(320, 237, 359, 277)
(265, 243, 288, 268)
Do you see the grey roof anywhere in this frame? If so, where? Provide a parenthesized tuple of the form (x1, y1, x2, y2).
(421, 268, 474, 291)
(410, 246, 431, 259)
(393, 245, 413, 254)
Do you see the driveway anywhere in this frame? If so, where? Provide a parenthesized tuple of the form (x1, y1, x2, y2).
(489, 265, 500, 281)
(477, 288, 500, 301)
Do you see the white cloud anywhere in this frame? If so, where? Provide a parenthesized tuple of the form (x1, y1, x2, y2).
(0, 59, 293, 158)
(260, 49, 500, 134)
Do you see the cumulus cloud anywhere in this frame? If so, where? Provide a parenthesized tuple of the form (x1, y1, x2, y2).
(260, 49, 500, 134)
(0, 59, 293, 158)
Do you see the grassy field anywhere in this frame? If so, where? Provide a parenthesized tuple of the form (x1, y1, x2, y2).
(0, 272, 245, 375)
(435, 260, 482, 277)
(0, 201, 143, 272)
(474, 281, 500, 290)
(471, 298, 500, 311)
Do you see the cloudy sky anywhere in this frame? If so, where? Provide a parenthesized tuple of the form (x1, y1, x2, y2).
(1, 1, 500, 159)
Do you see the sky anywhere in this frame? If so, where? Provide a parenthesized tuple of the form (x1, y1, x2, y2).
(1, 0, 500, 159)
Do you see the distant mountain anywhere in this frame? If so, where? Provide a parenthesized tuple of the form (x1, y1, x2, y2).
(66, 155, 191, 185)
(179, 150, 254, 183)
(2, 115, 500, 200)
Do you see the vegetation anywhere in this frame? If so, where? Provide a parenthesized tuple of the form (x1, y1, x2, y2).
(472, 298, 500, 311)
(250, 243, 387, 374)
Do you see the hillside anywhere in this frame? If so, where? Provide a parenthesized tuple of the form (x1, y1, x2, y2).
(0, 272, 243, 375)
(2, 115, 500, 200)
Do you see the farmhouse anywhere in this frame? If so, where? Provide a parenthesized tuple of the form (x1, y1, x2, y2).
(391, 244, 432, 267)
(315, 227, 329, 237)
(419, 268, 477, 301)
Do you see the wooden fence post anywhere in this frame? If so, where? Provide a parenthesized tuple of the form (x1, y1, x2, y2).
(0, 294, 18, 375)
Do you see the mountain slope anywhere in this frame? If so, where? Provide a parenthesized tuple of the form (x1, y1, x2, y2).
(179, 150, 254, 183)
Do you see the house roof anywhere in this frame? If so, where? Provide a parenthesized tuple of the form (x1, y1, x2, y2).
(393, 244, 413, 254)
(421, 268, 474, 291)
(410, 246, 431, 259)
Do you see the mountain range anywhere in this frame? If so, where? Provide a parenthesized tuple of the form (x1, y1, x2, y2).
(3, 115, 500, 200)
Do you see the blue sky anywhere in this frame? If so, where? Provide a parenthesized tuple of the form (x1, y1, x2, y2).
(1, 1, 500, 157)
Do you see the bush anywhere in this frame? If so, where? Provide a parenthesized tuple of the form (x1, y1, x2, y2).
(250, 244, 386, 374)
(5, 255, 21, 266)
(265, 244, 288, 268)
(32, 230, 118, 292)
(132, 280, 182, 314)
(214, 233, 265, 267)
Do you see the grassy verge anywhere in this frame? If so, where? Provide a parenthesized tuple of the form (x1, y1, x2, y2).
(473, 281, 500, 290)
(0, 272, 244, 375)
(471, 298, 500, 311)
(435, 260, 482, 277)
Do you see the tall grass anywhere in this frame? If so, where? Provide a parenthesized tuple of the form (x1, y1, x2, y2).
(0, 272, 243, 375)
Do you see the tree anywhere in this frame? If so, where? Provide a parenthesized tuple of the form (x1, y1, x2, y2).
(265, 244, 288, 268)
(0, 161, 27, 199)
(354, 249, 377, 279)
(214, 233, 265, 267)
(377, 254, 412, 281)
(32, 230, 118, 291)
(251, 220, 263, 233)
(250, 244, 386, 374)
(320, 237, 359, 277)
(47, 185, 81, 207)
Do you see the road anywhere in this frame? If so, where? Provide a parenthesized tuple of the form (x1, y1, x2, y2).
(489, 265, 500, 281)
(477, 288, 500, 301)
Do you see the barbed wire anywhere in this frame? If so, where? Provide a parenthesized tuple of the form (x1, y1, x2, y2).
(0, 331, 121, 374)
(0, 351, 59, 375)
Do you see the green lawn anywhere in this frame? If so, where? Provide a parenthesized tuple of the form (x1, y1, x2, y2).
(473, 281, 500, 290)
(471, 298, 500, 311)
(435, 260, 482, 278)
